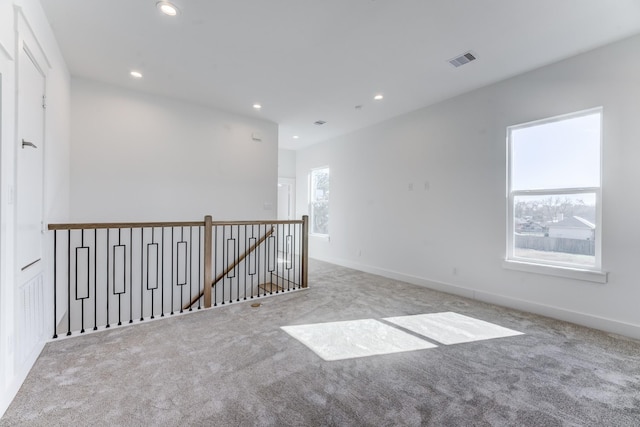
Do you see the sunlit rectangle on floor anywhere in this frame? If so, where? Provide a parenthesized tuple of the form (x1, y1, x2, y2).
(281, 319, 437, 361)
(384, 312, 523, 345)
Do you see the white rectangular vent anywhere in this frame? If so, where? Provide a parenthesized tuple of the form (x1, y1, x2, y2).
(449, 51, 477, 68)
(314, 120, 326, 126)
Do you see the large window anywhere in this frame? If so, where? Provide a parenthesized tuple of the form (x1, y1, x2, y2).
(309, 167, 330, 236)
(507, 108, 602, 271)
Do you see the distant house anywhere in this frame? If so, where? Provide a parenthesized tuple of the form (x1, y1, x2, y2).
(548, 216, 595, 240)
(515, 218, 547, 234)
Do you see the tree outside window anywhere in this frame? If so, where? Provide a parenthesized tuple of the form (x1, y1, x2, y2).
(310, 167, 329, 236)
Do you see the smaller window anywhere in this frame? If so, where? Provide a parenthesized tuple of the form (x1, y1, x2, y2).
(309, 167, 330, 236)
(507, 108, 602, 271)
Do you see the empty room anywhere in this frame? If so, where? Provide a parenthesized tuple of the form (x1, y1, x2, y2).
(1, 0, 640, 425)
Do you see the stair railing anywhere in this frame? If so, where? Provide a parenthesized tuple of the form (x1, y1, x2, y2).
(184, 224, 275, 310)
(48, 215, 308, 338)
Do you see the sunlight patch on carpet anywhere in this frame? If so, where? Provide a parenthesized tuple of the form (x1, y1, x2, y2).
(384, 312, 523, 345)
(281, 319, 437, 361)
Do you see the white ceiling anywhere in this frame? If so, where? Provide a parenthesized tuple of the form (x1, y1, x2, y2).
(40, 0, 640, 150)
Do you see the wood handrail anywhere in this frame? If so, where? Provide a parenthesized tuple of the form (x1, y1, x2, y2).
(48, 219, 303, 231)
(211, 220, 303, 226)
(48, 221, 204, 230)
(184, 225, 275, 310)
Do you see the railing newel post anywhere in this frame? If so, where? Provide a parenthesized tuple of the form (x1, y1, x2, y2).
(203, 215, 213, 308)
(302, 215, 309, 288)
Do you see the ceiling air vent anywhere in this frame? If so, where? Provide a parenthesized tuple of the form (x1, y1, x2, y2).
(448, 51, 477, 68)
(314, 120, 327, 126)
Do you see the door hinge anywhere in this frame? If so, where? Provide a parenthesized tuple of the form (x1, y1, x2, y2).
(42, 95, 46, 109)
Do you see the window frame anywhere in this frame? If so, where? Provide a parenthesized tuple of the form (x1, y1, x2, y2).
(309, 166, 330, 238)
(505, 107, 605, 281)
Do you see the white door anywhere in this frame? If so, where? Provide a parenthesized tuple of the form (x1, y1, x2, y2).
(277, 178, 295, 220)
(16, 47, 45, 273)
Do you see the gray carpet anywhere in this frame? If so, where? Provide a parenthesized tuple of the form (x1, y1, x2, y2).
(2, 260, 640, 426)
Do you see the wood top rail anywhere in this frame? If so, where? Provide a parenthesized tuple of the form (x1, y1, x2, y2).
(48, 219, 303, 231)
(211, 220, 304, 226)
(48, 221, 205, 230)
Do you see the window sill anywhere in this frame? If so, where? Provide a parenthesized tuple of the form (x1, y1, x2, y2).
(503, 259, 608, 284)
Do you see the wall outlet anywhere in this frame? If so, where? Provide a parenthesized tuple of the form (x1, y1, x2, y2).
(408, 183, 414, 191)
(452, 267, 458, 276)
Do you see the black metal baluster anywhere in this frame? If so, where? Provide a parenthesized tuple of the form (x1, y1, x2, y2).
(179, 227, 184, 313)
(293, 223, 297, 289)
(231, 224, 234, 304)
(214, 225, 218, 307)
(67, 229, 71, 336)
(273, 223, 277, 294)
(264, 224, 268, 296)
(189, 226, 193, 311)
(53, 231, 58, 339)
(229, 225, 234, 304)
(140, 227, 144, 321)
(129, 228, 133, 324)
(221, 225, 225, 305)
(117, 229, 122, 326)
(274, 224, 278, 294)
(287, 223, 291, 291)
(279, 223, 283, 293)
(256, 224, 261, 297)
(151, 228, 156, 319)
(171, 227, 174, 315)
(160, 227, 165, 317)
(198, 226, 202, 309)
(80, 230, 85, 333)
(106, 229, 110, 328)
(94, 229, 98, 330)
(243, 224, 247, 300)
(236, 225, 240, 302)
(269, 224, 275, 295)
(276, 223, 280, 293)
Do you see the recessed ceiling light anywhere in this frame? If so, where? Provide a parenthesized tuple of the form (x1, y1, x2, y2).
(130, 71, 143, 79)
(157, 1, 179, 16)
(293, 135, 299, 139)
(253, 103, 262, 110)
(374, 94, 384, 100)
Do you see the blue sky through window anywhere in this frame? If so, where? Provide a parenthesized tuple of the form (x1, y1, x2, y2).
(511, 112, 600, 191)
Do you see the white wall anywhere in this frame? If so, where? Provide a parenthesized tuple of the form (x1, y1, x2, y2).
(0, 0, 70, 417)
(278, 149, 296, 178)
(71, 78, 278, 222)
(296, 34, 640, 339)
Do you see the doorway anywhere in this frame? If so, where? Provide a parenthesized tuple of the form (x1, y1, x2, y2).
(277, 178, 295, 220)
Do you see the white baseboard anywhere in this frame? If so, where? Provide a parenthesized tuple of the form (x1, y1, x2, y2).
(315, 256, 640, 341)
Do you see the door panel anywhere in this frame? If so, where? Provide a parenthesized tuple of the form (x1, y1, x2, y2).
(17, 47, 45, 271)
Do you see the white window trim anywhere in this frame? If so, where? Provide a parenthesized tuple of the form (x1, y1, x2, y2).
(309, 166, 330, 238)
(505, 107, 606, 282)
